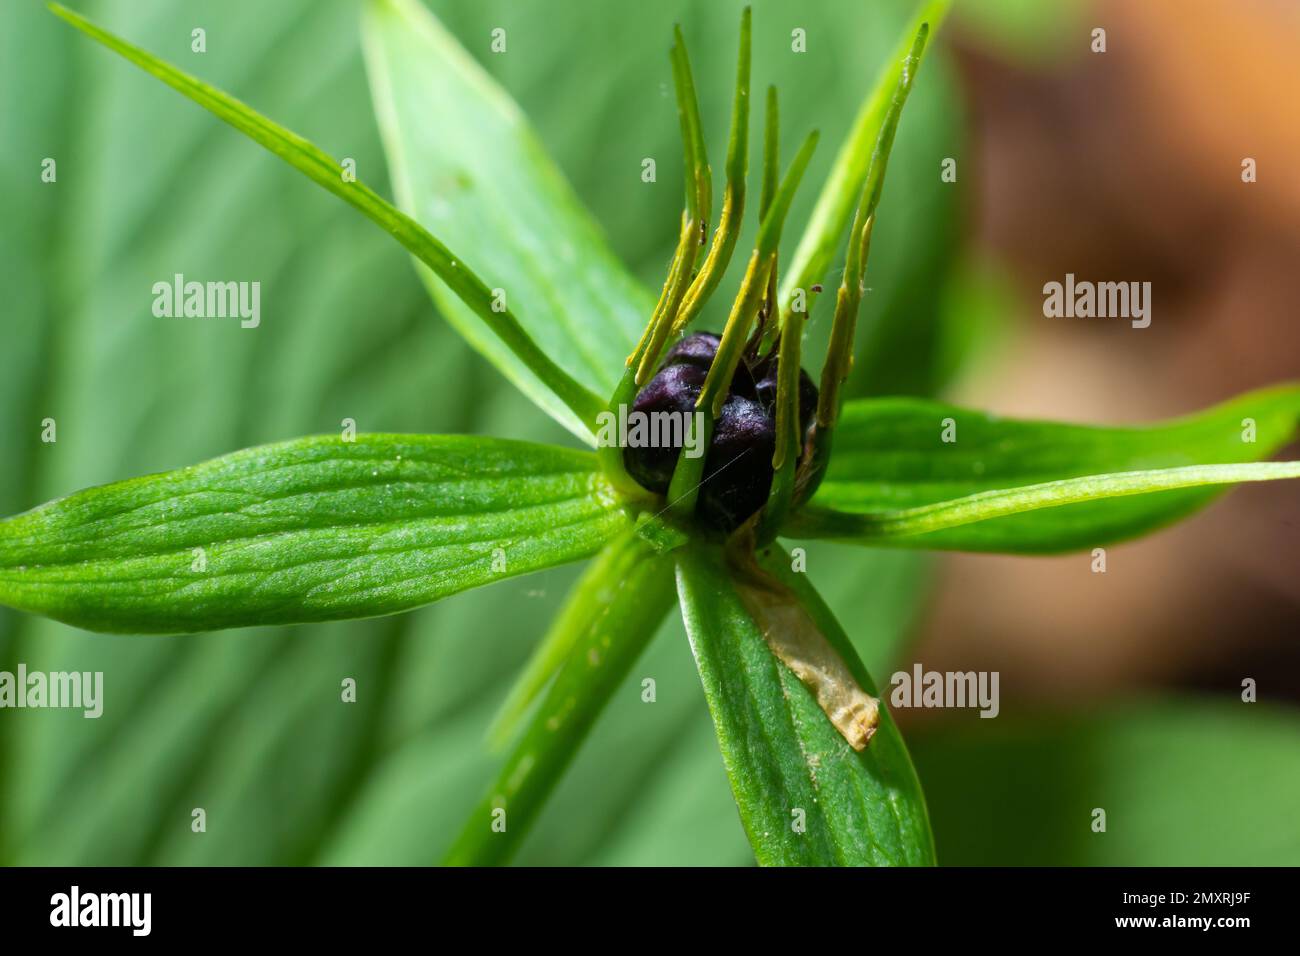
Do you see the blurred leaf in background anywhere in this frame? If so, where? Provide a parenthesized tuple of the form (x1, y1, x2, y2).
(910, 700, 1300, 865)
(0, 0, 961, 865)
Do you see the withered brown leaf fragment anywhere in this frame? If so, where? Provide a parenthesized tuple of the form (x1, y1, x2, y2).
(727, 545, 879, 750)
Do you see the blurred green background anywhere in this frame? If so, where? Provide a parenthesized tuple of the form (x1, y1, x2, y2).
(1, 0, 1295, 865)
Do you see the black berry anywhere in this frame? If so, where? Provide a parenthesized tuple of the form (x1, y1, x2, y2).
(623, 332, 818, 533)
(751, 352, 819, 439)
(698, 392, 776, 531)
(622, 362, 707, 493)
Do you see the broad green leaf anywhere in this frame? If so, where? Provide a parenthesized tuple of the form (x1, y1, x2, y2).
(503, 541, 929, 867)
(362, 0, 654, 440)
(511, 543, 929, 867)
(910, 698, 1300, 865)
(49, 2, 607, 436)
(0, 435, 625, 634)
(675, 546, 933, 866)
(445, 529, 676, 865)
(791, 384, 1300, 551)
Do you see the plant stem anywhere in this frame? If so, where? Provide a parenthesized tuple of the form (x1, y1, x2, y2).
(670, 6, 751, 339)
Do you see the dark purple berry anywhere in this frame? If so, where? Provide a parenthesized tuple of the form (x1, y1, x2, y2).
(699, 393, 776, 531)
(622, 330, 820, 533)
(622, 362, 706, 494)
(662, 332, 721, 369)
(751, 354, 818, 441)
(663, 332, 756, 398)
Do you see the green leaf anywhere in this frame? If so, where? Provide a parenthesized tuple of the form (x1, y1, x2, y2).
(362, 0, 654, 439)
(800, 462, 1300, 545)
(49, 1, 607, 437)
(792, 384, 1300, 551)
(675, 545, 933, 866)
(445, 529, 676, 866)
(0, 435, 626, 634)
(909, 698, 1300, 865)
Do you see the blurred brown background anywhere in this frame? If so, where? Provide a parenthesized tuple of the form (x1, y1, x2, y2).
(914, 0, 1300, 704)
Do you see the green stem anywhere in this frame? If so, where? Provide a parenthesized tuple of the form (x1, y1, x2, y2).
(665, 411, 714, 521)
(698, 130, 818, 420)
(812, 20, 930, 470)
(759, 86, 780, 221)
(816, 215, 875, 430)
(635, 214, 703, 384)
(758, 301, 804, 540)
(670, 6, 751, 338)
(628, 23, 714, 384)
(699, 252, 775, 418)
(672, 25, 712, 227)
(754, 86, 782, 355)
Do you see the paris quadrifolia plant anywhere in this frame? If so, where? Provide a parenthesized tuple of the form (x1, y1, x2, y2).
(12, 0, 1298, 865)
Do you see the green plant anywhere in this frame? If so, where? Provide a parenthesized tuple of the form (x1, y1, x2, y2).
(6, 0, 1297, 866)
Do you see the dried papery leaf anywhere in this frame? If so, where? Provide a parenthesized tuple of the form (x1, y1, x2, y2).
(727, 546, 878, 750)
